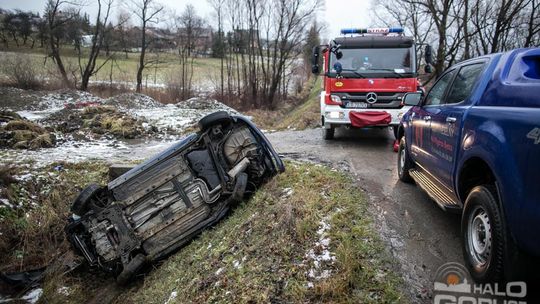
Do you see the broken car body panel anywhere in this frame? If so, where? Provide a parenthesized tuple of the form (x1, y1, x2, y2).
(65, 112, 284, 283)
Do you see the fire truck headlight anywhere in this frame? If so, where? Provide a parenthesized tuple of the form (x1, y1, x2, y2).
(330, 95, 342, 104)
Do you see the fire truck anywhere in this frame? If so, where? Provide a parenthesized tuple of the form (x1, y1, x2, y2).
(311, 27, 433, 140)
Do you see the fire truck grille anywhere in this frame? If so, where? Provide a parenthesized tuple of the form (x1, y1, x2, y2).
(334, 92, 404, 109)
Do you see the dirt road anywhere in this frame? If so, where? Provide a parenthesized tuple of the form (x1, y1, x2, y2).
(267, 127, 464, 302)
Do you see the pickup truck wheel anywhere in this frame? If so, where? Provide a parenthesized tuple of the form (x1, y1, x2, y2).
(71, 184, 101, 216)
(397, 137, 413, 183)
(462, 185, 505, 283)
(322, 127, 335, 140)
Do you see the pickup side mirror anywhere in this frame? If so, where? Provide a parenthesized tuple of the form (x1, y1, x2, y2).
(425, 45, 433, 65)
(403, 92, 423, 106)
(424, 64, 433, 74)
(311, 46, 320, 74)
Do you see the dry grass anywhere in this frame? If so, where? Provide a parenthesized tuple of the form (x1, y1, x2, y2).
(0, 162, 109, 274)
(121, 161, 403, 304)
(246, 77, 321, 131)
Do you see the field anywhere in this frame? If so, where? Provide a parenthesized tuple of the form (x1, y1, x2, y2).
(0, 48, 222, 89)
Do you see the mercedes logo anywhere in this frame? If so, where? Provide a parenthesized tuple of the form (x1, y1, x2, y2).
(366, 92, 378, 104)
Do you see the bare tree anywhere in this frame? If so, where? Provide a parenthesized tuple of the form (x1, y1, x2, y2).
(208, 0, 226, 98)
(169, 4, 206, 100)
(78, 0, 114, 90)
(128, 0, 164, 93)
(44, 0, 74, 87)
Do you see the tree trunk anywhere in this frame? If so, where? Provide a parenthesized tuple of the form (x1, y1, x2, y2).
(136, 24, 147, 93)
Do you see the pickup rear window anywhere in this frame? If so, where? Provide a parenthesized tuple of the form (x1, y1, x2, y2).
(446, 63, 485, 104)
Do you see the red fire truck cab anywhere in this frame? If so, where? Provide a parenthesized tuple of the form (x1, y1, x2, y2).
(312, 27, 432, 140)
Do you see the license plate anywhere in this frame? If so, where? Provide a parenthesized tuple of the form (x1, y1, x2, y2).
(346, 102, 368, 108)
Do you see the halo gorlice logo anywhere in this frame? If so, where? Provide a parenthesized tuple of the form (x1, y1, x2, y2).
(433, 262, 527, 304)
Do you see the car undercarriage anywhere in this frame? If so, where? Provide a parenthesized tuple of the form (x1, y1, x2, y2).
(64, 112, 284, 284)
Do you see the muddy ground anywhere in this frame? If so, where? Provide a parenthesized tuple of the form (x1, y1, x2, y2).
(266, 127, 463, 303)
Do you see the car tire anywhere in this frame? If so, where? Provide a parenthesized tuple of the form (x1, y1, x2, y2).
(199, 111, 233, 131)
(71, 184, 101, 216)
(397, 137, 414, 183)
(231, 172, 248, 202)
(322, 127, 335, 140)
(116, 254, 146, 285)
(461, 185, 505, 283)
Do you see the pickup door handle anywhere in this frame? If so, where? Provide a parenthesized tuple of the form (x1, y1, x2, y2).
(423, 116, 431, 121)
(446, 117, 457, 123)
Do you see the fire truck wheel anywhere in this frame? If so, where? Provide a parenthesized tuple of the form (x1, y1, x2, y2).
(322, 127, 335, 140)
(393, 126, 399, 139)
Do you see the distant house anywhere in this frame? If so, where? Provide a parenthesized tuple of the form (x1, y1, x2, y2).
(81, 35, 93, 47)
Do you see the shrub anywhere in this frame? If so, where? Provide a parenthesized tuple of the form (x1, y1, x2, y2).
(1, 54, 43, 89)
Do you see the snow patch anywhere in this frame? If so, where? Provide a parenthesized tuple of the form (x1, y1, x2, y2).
(304, 216, 336, 283)
(164, 291, 178, 304)
(21, 288, 42, 304)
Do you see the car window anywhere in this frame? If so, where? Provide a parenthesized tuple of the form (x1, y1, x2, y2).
(424, 70, 456, 106)
(445, 63, 485, 104)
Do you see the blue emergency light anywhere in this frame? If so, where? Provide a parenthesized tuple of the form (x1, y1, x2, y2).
(340, 27, 404, 35)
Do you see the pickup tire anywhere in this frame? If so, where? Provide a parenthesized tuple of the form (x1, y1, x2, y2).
(322, 127, 335, 140)
(461, 185, 505, 283)
(397, 137, 414, 183)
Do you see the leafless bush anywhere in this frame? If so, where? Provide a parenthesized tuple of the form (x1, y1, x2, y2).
(1, 55, 42, 89)
(165, 68, 194, 102)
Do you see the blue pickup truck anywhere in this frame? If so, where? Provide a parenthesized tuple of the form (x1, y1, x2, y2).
(396, 48, 540, 283)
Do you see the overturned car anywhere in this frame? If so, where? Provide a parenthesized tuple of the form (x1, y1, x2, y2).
(65, 111, 284, 284)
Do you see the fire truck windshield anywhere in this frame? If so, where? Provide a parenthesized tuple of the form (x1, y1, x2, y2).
(329, 47, 416, 78)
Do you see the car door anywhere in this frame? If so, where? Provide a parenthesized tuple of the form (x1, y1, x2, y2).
(410, 69, 456, 169)
(427, 62, 487, 188)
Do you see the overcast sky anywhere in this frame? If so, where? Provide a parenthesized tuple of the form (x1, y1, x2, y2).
(0, 0, 374, 40)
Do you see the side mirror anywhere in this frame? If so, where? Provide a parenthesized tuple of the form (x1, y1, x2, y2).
(333, 62, 343, 74)
(403, 92, 423, 106)
(336, 51, 343, 60)
(425, 45, 433, 65)
(311, 46, 320, 74)
(424, 64, 432, 74)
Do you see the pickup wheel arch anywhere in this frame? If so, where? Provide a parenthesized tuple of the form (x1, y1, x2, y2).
(457, 157, 496, 204)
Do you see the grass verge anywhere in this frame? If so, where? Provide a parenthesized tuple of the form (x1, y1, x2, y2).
(246, 78, 321, 132)
(122, 160, 403, 303)
(0, 162, 109, 273)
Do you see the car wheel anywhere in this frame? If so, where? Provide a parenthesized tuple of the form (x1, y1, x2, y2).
(322, 127, 335, 140)
(462, 185, 505, 283)
(116, 254, 146, 285)
(71, 184, 101, 216)
(199, 111, 233, 131)
(397, 137, 414, 183)
(231, 172, 248, 202)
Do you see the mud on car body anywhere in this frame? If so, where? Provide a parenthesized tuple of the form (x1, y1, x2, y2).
(65, 111, 284, 284)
